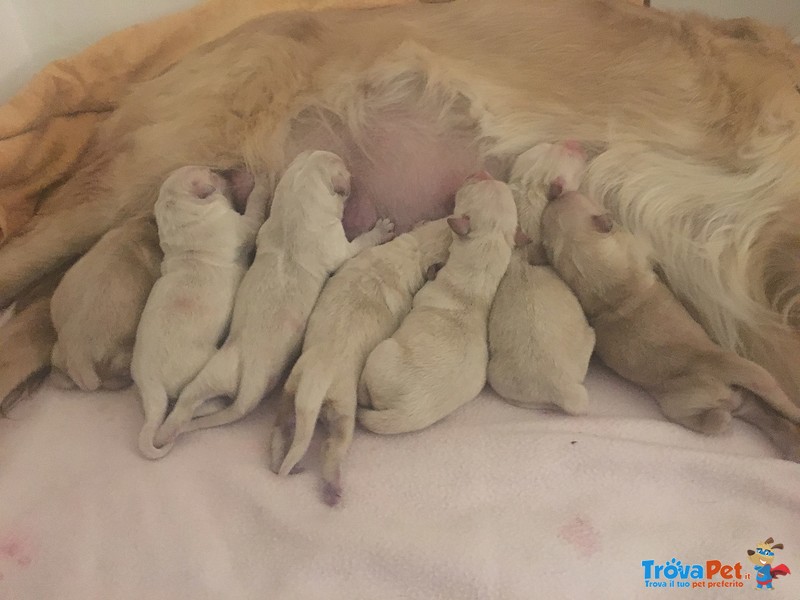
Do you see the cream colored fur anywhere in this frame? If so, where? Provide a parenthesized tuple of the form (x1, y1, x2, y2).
(1, 0, 800, 419)
(152, 151, 394, 456)
(541, 190, 800, 460)
(132, 166, 268, 459)
(488, 142, 594, 414)
(49, 216, 162, 392)
(270, 218, 450, 505)
(357, 178, 516, 434)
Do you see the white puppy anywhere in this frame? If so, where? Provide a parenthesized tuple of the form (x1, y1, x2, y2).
(152, 150, 395, 454)
(488, 141, 594, 414)
(541, 190, 800, 460)
(270, 218, 451, 505)
(132, 165, 267, 459)
(50, 216, 162, 392)
(357, 174, 517, 435)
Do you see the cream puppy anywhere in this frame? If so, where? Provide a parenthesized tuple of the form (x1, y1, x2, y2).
(132, 165, 267, 459)
(271, 218, 451, 505)
(488, 141, 594, 413)
(152, 150, 395, 454)
(357, 175, 517, 435)
(50, 216, 162, 392)
(541, 190, 800, 459)
(508, 140, 588, 264)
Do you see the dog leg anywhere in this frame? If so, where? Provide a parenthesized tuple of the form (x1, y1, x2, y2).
(0, 299, 56, 414)
(319, 401, 356, 507)
(269, 389, 301, 475)
(734, 393, 800, 462)
(654, 385, 735, 435)
(346, 218, 395, 257)
(153, 346, 240, 448)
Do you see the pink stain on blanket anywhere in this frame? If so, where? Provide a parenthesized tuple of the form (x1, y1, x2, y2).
(0, 535, 33, 568)
(558, 516, 601, 558)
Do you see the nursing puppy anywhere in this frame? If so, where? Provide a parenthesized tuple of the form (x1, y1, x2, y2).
(49, 216, 162, 392)
(152, 151, 395, 454)
(132, 165, 267, 459)
(4, 1, 800, 419)
(357, 175, 516, 434)
(541, 190, 800, 460)
(271, 218, 450, 505)
(488, 141, 594, 413)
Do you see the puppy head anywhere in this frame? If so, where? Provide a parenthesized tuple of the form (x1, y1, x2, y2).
(275, 150, 351, 216)
(449, 177, 518, 248)
(509, 141, 588, 241)
(156, 166, 236, 217)
(541, 190, 649, 302)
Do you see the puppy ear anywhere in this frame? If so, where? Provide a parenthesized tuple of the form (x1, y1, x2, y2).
(527, 242, 548, 266)
(514, 228, 531, 247)
(425, 262, 445, 281)
(546, 177, 565, 201)
(747, 550, 755, 556)
(772, 543, 784, 550)
(591, 213, 614, 234)
(764, 538, 774, 545)
(447, 215, 471, 236)
(331, 172, 351, 197)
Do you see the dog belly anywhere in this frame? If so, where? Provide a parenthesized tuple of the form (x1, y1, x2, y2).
(284, 109, 481, 237)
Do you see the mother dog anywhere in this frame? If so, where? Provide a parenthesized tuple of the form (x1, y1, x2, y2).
(1, 0, 800, 412)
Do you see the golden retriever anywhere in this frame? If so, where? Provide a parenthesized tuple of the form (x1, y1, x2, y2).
(1, 0, 800, 419)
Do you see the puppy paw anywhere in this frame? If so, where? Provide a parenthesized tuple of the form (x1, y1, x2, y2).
(371, 218, 395, 244)
(322, 481, 343, 507)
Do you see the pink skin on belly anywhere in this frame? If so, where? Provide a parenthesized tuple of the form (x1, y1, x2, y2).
(284, 109, 484, 239)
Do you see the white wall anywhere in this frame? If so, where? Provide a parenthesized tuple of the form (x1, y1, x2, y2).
(0, 0, 199, 102)
(1, 1, 799, 103)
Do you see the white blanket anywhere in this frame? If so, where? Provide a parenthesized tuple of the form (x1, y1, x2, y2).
(1, 361, 798, 599)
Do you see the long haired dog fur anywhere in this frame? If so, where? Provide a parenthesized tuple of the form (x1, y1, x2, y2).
(357, 175, 516, 434)
(50, 216, 162, 392)
(1, 0, 800, 418)
(488, 142, 594, 414)
(132, 166, 266, 459)
(152, 151, 394, 455)
(540, 190, 800, 460)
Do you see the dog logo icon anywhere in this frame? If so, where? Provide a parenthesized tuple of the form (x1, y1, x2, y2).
(746, 537, 791, 590)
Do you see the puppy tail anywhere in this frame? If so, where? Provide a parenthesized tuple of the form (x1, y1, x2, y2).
(137, 383, 172, 460)
(278, 366, 333, 476)
(718, 353, 800, 423)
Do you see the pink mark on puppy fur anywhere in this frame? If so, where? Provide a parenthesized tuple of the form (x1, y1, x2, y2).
(558, 516, 601, 558)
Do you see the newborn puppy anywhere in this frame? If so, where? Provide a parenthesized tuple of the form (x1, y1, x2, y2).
(508, 140, 587, 264)
(132, 165, 267, 459)
(152, 150, 395, 454)
(50, 216, 162, 391)
(541, 190, 800, 459)
(357, 174, 517, 434)
(487, 141, 594, 413)
(271, 218, 451, 505)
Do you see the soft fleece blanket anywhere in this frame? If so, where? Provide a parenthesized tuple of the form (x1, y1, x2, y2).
(1, 361, 798, 599)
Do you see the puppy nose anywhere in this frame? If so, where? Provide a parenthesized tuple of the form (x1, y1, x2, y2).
(465, 170, 494, 183)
